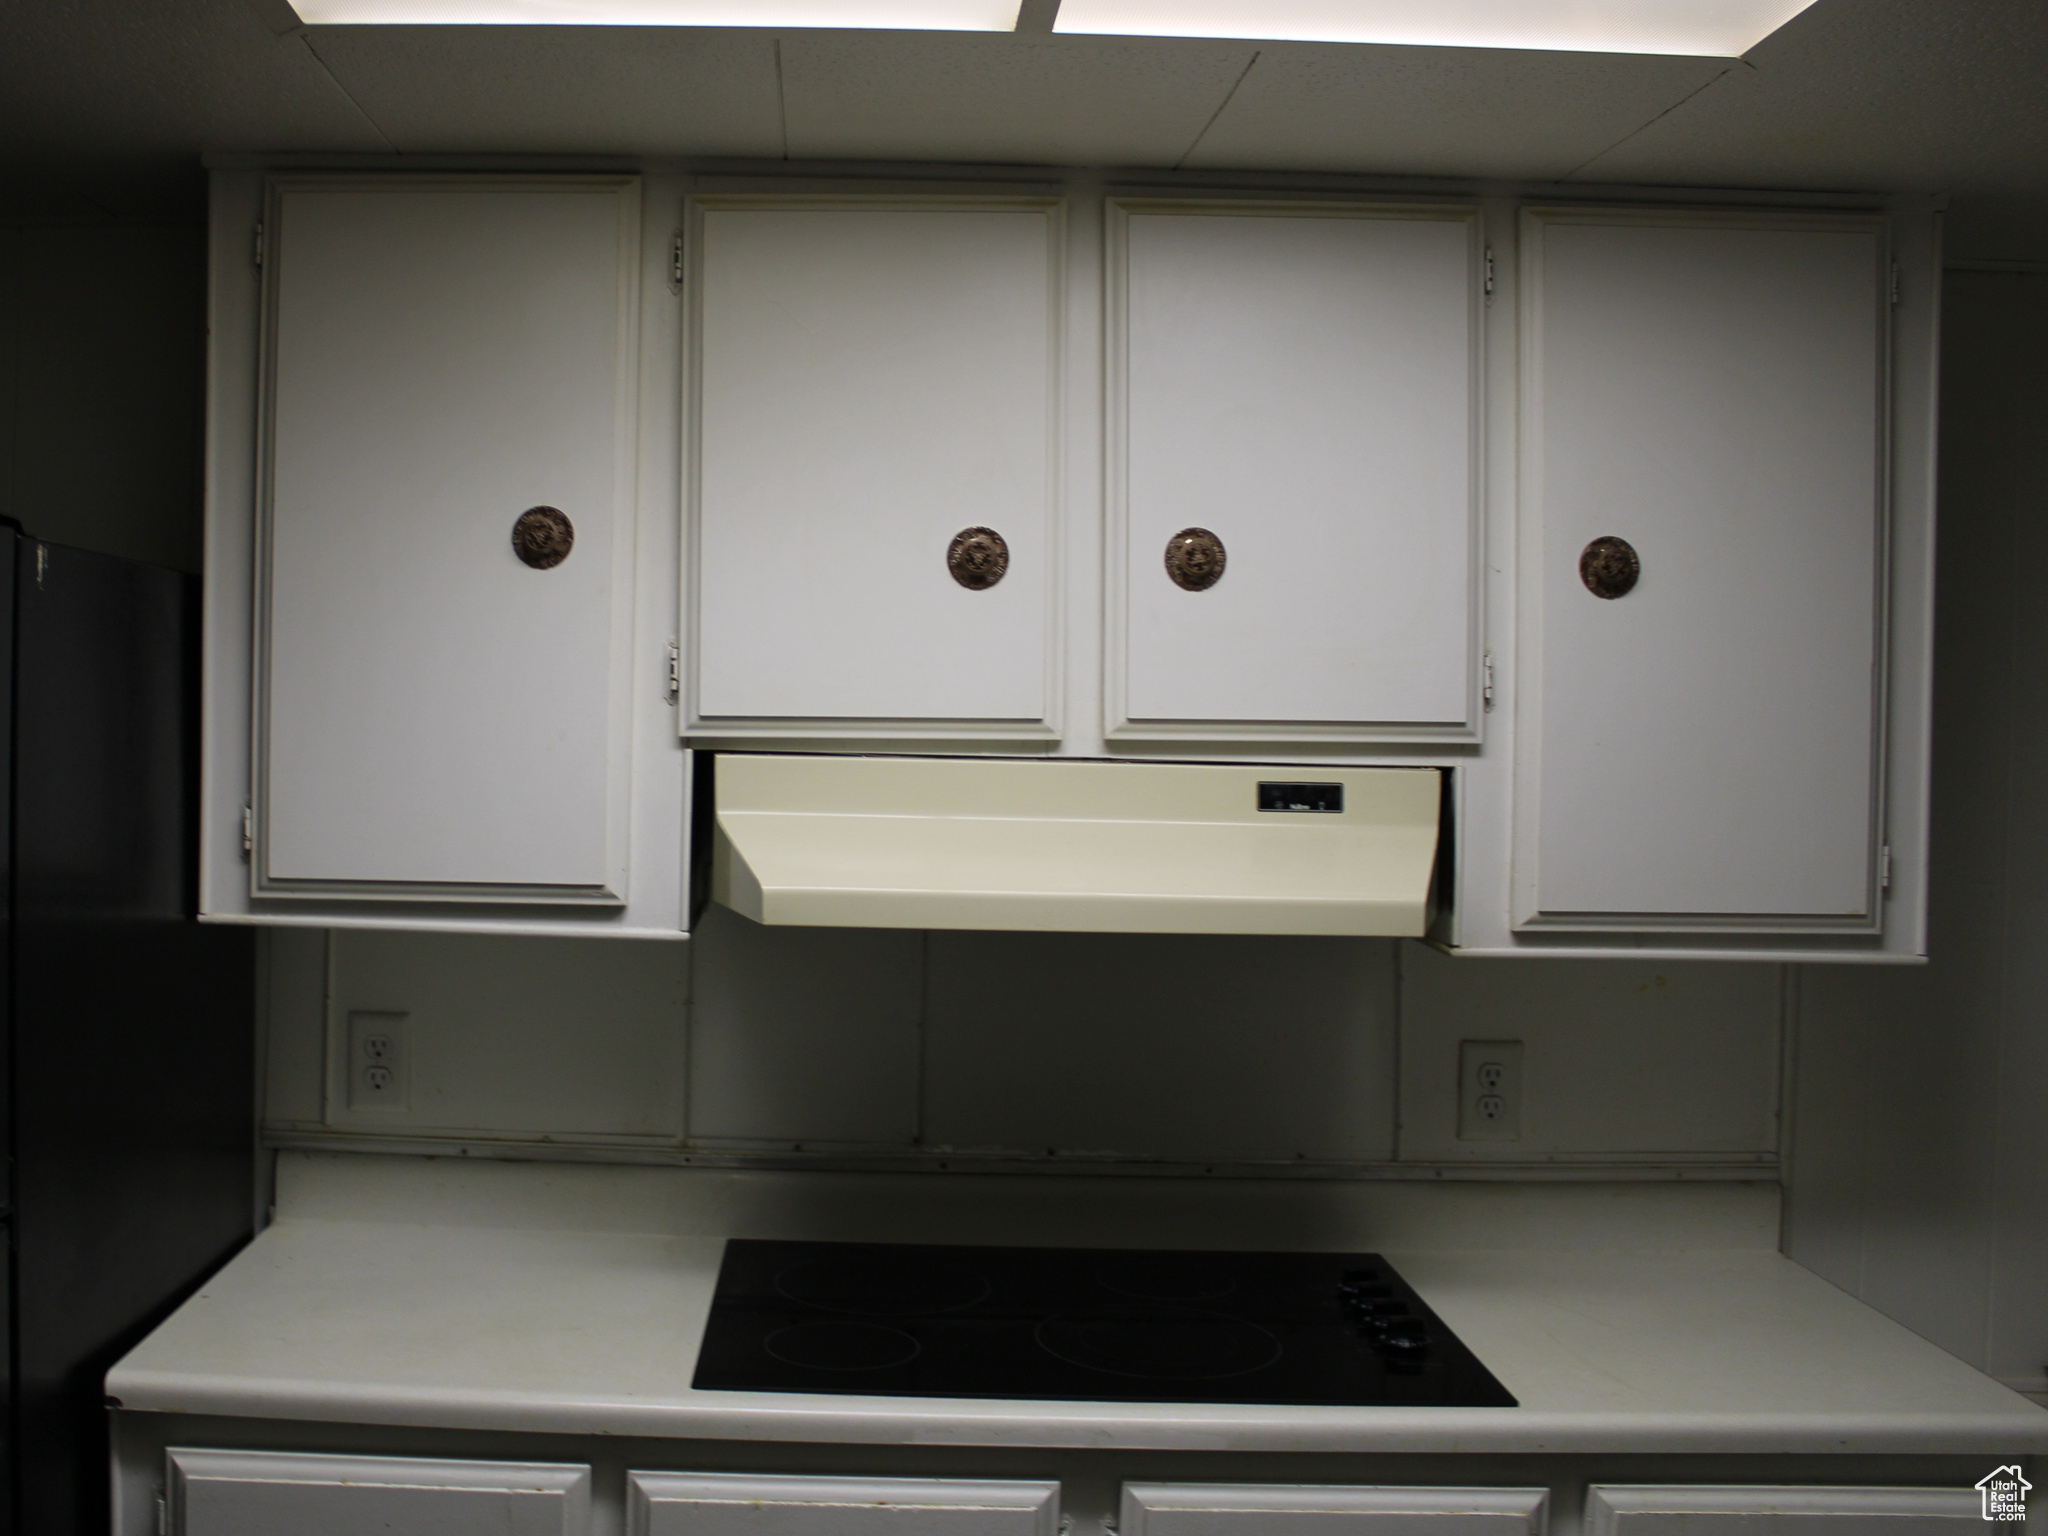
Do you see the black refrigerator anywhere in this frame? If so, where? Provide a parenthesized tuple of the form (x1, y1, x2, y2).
(1, 529, 255, 1535)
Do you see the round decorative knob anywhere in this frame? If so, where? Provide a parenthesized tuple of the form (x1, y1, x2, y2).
(1579, 535, 1639, 599)
(947, 526, 1009, 590)
(1165, 527, 1226, 591)
(512, 506, 575, 570)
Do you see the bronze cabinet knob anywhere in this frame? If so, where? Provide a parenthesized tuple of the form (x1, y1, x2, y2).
(947, 526, 1009, 590)
(1579, 535, 1639, 599)
(511, 506, 575, 570)
(1165, 527, 1226, 591)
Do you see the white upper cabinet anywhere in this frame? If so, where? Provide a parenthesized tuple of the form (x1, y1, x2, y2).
(204, 172, 690, 938)
(1109, 200, 1481, 742)
(258, 178, 637, 899)
(685, 196, 1062, 739)
(202, 168, 1935, 957)
(1514, 210, 1890, 934)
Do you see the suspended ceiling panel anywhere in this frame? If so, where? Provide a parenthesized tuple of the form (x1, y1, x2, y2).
(0, 0, 384, 165)
(1182, 42, 1729, 179)
(778, 32, 1254, 165)
(302, 26, 786, 155)
(1, 0, 2044, 259)
(1576, 0, 2048, 193)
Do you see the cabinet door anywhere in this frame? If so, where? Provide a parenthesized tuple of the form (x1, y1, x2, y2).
(1517, 211, 1887, 931)
(629, 1472, 1060, 1536)
(169, 1449, 591, 1534)
(1123, 1482, 1548, 1536)
(687, 197, 1060, 738)
(258, 176, 638, 901)
(1111, 201, 1480, 742)
(1585, 1485, 1984, 1533)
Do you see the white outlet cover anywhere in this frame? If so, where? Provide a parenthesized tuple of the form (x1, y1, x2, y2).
(1457, 1038, 1522, 1141)
(345, 1009, 410, 1113)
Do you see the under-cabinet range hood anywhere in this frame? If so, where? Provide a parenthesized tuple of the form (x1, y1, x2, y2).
(708, 754, 1442, 937)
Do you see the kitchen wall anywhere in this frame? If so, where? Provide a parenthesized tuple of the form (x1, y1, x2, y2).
(24, 212, 2038, 1397)
(260, 914, 1785, 1174)
(0, 216, 206, 573)
(1786, 267, 2048, 1406)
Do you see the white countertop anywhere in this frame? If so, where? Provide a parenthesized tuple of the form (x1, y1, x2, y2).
(109, 1152, 2048, 1457)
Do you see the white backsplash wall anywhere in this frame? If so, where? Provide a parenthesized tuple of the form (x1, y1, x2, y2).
(1398, 947, 1783, 1165)
(1784, 268, 2048, 1404)
(688, 908, 922, 1149)
(919, 929, 1397, 1163)
(264, 928, 689, 1147)
(263, 903, 1785, 1173)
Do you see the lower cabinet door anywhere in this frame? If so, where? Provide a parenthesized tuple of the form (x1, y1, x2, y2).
(628, 1473, 1060, 1536)
(168, 1450, 591, 1535)
(1121, 1483, 1549, 1536)
(1585, 1486, 1989, 1533)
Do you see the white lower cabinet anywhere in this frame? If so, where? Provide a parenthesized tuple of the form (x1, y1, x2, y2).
(1121, 1483, 1549, 1536)
(1584, 1485, 1985, 1533)
(628, 1473, 1061, 1536)
(167, 1449, 591, 1535)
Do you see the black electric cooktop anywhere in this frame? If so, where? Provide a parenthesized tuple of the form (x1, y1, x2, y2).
(693, 1240, 1516, 1408)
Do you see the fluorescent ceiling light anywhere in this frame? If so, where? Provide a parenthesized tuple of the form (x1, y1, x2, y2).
(1052, 0, 1821, 56)
(288, 0, 1022, 26)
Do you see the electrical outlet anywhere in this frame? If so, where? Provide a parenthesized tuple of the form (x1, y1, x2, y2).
(1457, 1039, 1522, 1142)
(346, 1010, 409, 1112)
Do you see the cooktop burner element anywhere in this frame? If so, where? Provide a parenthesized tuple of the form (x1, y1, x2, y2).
(693, 1240, 1517, 1408)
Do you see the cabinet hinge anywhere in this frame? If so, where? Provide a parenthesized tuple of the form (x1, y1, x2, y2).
(666, 638, 681, 704)
(156, 1489, 168, 1536)
(1483, 245, 1495, 299)
(671, 230, 685, 287)
(241, 802, 254, 860)
(1889, 260, 1900, 306)
(1879, 844, 1892, 891)
(253, 220, 265, 271)
(1482, 651, 1495, 711)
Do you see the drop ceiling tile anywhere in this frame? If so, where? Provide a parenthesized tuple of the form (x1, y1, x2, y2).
(778, 32, 1255, 167)
(0, 0, 385, 165)
(1573, 0, 2048, 198)
(303, 26, 784, 155)
(1183, 41, 1729, 180)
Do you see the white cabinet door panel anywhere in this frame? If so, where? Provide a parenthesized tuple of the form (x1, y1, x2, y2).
(1113, 203, 1479, 740)
(1585, 1485, 1985, 1533)
(1123, 1482, 1548, 1536)
(629, 1472, 1060, 1536)
(1520, 212, 1886, 929)
(260, 177, 638, 898)
(170, 1448, 591, 1535)
(689, 200, 1059, 734)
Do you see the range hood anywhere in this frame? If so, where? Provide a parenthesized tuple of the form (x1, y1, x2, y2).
(708, 754, 1442, 937)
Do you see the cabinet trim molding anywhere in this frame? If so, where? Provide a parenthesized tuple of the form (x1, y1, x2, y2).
(201, 168, 691, 938)
(1509, 204, 1900, 937)
(1122, 1481, 1549, 1533)
(167, 1447, 593, 1534)
(1584, 1483, 1982, 1531)
(1103, 195, 1488, 746)
(250, 173, 644, 906)
(629, 1472, 1061, 1536)
(680, 191, 1068, 743)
